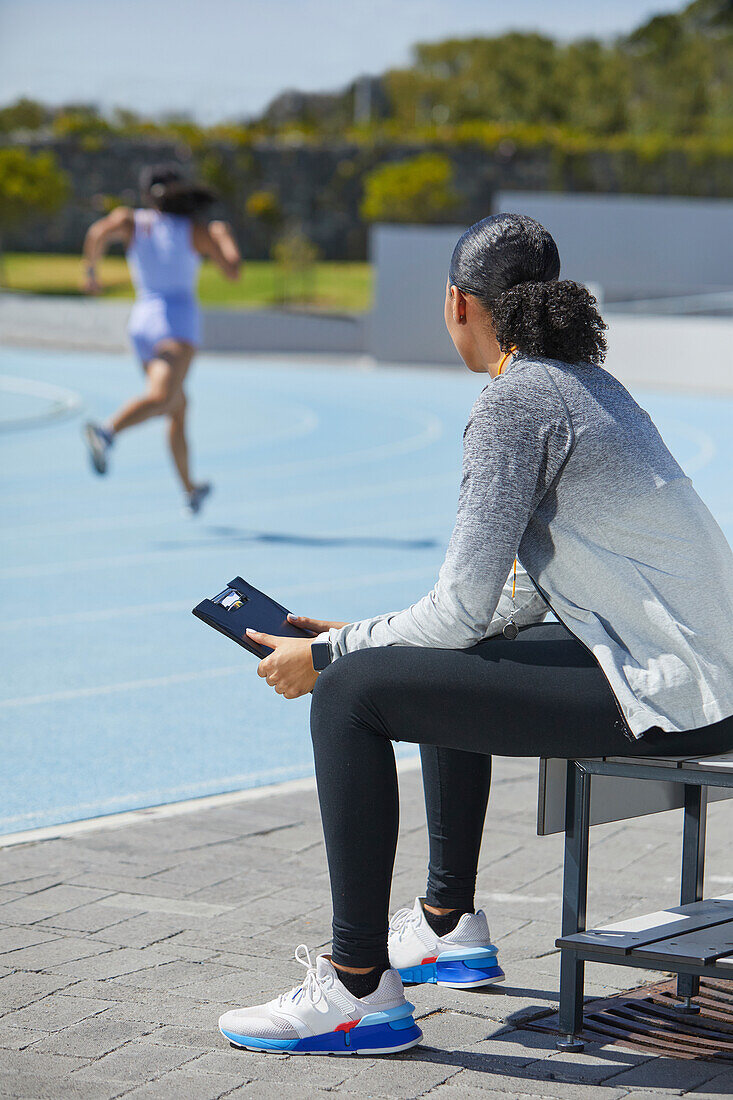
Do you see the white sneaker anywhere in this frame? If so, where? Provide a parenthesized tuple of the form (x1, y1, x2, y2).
(218, 944, 422, 1055)
(389, 897, 504, 989)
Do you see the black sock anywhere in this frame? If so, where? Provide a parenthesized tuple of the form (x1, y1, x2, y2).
(423, 905, 473, 938)
(333, 960, 388, 998)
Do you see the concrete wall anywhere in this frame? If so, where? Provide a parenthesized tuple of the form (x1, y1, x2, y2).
(368, 224, 463, 367)
(496, 191, 733, 300)
(0, 294, 365, 357)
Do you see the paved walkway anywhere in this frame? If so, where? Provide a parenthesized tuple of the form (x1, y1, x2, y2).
(1, 757, 733, 1100)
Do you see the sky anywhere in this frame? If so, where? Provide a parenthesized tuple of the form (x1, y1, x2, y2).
(0, 0, 685, 123)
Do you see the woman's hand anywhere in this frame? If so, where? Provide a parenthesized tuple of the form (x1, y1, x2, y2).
(286, 613, 348, 636)
(247, 631, 320, 699)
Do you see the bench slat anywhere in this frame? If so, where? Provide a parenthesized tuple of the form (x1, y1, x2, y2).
(631, 919, 733, 966)
(556, 895, 733, 953)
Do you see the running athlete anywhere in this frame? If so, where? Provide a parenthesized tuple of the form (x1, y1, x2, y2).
(82, 165, 241, 514)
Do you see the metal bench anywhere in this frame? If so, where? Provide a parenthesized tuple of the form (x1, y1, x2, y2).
(538, 751, 733, 1051)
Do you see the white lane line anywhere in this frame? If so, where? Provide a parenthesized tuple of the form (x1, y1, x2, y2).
(0, 563, 440, 632)
(0, 472, 455, 581)
(0, 757, 423, 847)
(0, 665, 241, 709)
(0, 598, 197, 631)
(0, 408, 443, 539)
(0, 374, 82, 431)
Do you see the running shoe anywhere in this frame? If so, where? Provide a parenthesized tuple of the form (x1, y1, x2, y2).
(83, 422, 113, 475)
(218, 944, 422, 1055)
(184, 482, 211, 516)
(389, 897, 504, 989)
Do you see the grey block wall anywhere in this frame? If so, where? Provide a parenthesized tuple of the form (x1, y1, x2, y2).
(496, 191, 733, 300)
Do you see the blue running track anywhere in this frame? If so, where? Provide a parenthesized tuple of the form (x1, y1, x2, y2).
(1, 347, 731, 835)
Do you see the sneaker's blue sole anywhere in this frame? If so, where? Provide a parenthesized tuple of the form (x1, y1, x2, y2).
(398, 948, 505, 989)
(220, 1005, 422, 1055)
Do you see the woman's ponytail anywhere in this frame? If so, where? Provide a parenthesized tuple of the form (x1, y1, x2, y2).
(150, 181, 216, 219)
(139, 164, 216, 220)
(449, 213, 608, 366)
(492, 280, 607, 365)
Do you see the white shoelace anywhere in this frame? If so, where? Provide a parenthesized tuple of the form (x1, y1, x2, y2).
(276, 944, 326, 1009)
(389, 906, 422, 941)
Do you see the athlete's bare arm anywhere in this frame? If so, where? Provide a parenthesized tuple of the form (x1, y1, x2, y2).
(193, 221, 241, 281)
(82, 207, 135, 294)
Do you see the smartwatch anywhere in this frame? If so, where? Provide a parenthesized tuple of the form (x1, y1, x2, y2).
(311, 640, 333, 672)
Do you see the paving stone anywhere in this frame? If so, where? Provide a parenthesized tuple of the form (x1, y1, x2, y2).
(29, 1018, 158, 1058)
(430, 1080, 629, 1099)
(122, 1068, 250, 1098)
(0, 1048, 91, 1077)
(88, 913, 191, 949)
(101, 958, 237, 994)
(0, 1023, 50, 1050)
(0, 971, 72, 1012)
(94, 996, 223, 1029)
(439, 1062, 638, 1097)
(37, 903, 146, 934)
(146, 1023, 220, 1049)
(3, 934, 117, 970)
(0, 927, 60, 955)
(685, 1067, 733, 1096)
(97, 892, 234, 918)
(0, 885, 112, 924)
(607, 1055, 725, 1092)
(416, 1009, 502, 1049)
(67, 871, 203, 900)
(6, 993, 115, 1031)
(342, 1051, 463, 1097)
(192, 1082, 332, 1100)
(188, 1047, 354, 1088)
(0, 1073, 131, 1099)
(2, 875, 69, 898)
(48, 944, 189, 981)
(68, 1038, 199, 1082)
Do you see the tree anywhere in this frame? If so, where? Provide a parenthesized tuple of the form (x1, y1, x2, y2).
(272, 226, 321, 303)
(360, 153, 458, 223)
(0, 98, 47, 134)
(0, 148, 69, 268)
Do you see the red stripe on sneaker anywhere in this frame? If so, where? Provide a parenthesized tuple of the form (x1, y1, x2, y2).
(420, 956, 438, 964)
(335, 1020, 359, 1032)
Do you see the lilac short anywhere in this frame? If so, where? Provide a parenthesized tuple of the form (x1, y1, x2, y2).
(128, 293, 201, 364)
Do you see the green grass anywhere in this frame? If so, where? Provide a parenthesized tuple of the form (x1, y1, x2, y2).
(0, 253, 373, 314)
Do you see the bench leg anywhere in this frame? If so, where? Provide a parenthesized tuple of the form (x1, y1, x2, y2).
(557, 761, 591, 1052)
(675, 783, 707, 1011)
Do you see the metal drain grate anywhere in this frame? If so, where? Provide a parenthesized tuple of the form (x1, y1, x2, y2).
(528, 978, 733, 1060)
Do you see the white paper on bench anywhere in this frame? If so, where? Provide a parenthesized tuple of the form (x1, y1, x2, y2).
(685, 752, 733, 773)
(558, 894, 733, 952)
(537, 757, 733, 835)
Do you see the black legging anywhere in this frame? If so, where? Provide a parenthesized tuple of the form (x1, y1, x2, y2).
(309, 623, 733, 969)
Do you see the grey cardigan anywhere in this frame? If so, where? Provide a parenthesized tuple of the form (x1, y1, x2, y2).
(330, 357, 733, 738)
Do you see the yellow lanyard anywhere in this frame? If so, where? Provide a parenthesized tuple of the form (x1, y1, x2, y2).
(497, 347, 518, 600)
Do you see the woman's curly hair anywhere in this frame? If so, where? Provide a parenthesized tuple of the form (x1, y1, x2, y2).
(492, 279, 607, 365)
(449, 212, 607, 365)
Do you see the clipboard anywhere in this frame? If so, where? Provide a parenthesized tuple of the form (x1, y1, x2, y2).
(192, 577, 312, 657)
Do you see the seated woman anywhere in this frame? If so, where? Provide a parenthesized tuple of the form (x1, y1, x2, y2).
(218, 213, 733, 1056)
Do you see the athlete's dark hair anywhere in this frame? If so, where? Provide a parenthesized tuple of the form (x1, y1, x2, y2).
(449, 212, 606, 364)
(139, 164, 216, 219)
